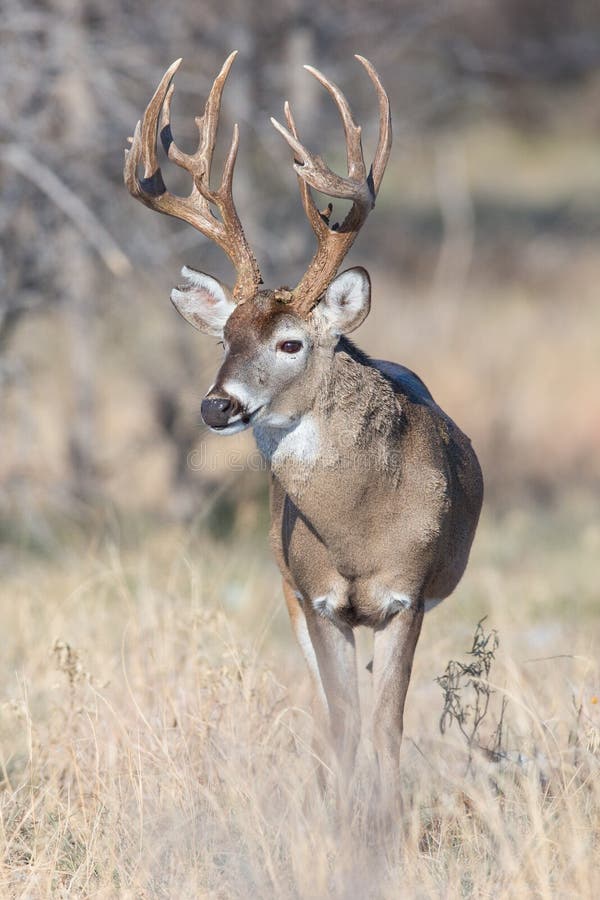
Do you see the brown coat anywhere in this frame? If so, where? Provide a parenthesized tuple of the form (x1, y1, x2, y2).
(263, 337, 483, 628)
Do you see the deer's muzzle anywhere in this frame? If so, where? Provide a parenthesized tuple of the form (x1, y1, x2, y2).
(201, 393, 241, 429)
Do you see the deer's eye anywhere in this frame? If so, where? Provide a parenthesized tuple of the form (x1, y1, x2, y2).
(278, 340, 303, 354)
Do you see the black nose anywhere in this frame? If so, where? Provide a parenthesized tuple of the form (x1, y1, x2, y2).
(201, 394, 238, 428)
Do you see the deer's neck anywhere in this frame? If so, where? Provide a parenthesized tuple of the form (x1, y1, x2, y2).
(254, 338, 400, 496)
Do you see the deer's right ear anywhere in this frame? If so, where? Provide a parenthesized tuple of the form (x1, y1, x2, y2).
(170, 267, 235, 337)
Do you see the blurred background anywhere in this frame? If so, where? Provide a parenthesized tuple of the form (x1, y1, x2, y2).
(1, 0, 600, 548)
(1, 5, 600, 892)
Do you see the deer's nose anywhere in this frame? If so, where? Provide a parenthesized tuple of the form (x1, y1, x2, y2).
(201, 394, 239, 428)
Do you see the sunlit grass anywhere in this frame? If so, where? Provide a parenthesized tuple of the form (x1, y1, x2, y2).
(1, 500, 598, 897)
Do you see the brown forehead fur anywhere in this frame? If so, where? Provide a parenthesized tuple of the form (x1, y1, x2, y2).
(224, 290, 305, 342)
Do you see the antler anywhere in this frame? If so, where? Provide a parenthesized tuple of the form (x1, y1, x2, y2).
(124, 54, 262, 302)
(271, 55, 391, 315)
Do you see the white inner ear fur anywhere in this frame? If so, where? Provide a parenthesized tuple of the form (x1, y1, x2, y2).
(170, 267, 235, 336)
(317, 267, 371, 335)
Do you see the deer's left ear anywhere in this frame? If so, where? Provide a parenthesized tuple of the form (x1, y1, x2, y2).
(316, 267, 371, 335)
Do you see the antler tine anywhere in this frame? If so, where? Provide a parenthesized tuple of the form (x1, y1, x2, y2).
(124, 55, 262, 302)
(281, 102, 328, 239)
(124, 58, 182, 204)
(272, 56, 392, 315)
(159, 54, 241, 212)
(355, 55, 392, 192)
(270, 114, 310, 167)
(219, 122, 240, 200)
(158, 81, 209, 220)
(303, 65, 366, 183)
(162, 53, 237, 190)
(198, 51, 237, 177)
(270, 107, 371, 206)
(140, 58, 182, 184)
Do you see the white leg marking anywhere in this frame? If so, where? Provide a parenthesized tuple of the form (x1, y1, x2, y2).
(312, 591, 344, 621)
(379, 590, 413, 618)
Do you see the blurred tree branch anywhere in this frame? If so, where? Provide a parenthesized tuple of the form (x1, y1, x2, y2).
(1, 144, 131, 277)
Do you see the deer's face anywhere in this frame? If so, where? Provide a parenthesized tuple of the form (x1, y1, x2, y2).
(171, 266, 371, 434)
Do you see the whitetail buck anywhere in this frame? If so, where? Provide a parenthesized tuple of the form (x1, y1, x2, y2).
(125, 53, 483, 784)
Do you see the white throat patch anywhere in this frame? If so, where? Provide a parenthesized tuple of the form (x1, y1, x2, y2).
(254, 414, 321, 466)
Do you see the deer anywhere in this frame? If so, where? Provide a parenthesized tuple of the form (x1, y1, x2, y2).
(124, 52, 483, 787)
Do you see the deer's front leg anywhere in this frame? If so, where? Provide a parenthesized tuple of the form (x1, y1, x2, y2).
(283, 580, 328, 718)
(307, 603, 360, 778)
(284, 581, 360, 776)
(372, 598, 424, 787)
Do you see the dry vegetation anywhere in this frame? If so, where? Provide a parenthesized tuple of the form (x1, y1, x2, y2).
(1, 505, 599, 898)
(2, 1, 600, 897)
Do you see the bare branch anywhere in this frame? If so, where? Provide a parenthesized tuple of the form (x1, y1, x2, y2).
(1, 144, 131, 277)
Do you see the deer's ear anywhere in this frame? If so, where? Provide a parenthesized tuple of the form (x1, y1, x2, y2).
(316, 267, 371, 335)
(170, 267, 235, 337)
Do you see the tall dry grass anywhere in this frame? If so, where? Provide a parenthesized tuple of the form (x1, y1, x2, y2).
(1, 503, 598, 898)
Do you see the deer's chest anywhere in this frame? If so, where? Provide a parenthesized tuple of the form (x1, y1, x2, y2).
(269, 470, 389, 592)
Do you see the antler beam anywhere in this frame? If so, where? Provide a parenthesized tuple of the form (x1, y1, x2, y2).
(124, 54, 262, 302)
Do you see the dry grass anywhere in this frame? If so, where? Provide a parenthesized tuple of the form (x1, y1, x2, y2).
(1, 501, 599, 898)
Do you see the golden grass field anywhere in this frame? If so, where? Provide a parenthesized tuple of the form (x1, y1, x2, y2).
(1, 494, 599, 898)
